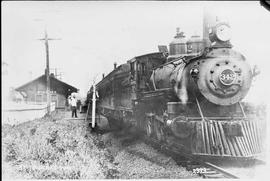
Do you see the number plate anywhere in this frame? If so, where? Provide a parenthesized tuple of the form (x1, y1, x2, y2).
(219, 69, 236, 85)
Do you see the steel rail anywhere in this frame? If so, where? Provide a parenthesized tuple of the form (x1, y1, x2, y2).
(202, 162, 239, 178)
(170, 148, 239, 179)
(144, 137, 239, 179)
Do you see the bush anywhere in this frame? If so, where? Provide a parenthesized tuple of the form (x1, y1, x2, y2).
(2, 112, 109, 179)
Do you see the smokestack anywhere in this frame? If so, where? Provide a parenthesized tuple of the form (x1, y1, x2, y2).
(102, 73, 105, 79)
(203, 9, 217, 47)
(114, 62, 117, 70)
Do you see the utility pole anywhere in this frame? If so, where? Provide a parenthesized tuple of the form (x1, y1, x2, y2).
(38, 30, 61, 113)
(49, 68, 63, 80)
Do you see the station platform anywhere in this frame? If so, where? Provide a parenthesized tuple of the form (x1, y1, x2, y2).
(60, 110, 109, 129)
(62, 110, 87, 120)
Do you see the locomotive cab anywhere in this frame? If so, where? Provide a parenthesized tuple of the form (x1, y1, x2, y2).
(128, 53, 166, 92)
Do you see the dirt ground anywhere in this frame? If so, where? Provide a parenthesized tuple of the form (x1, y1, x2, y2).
(2, 110, 197, 179)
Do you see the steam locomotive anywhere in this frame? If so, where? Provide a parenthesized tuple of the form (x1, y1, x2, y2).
(88, 17, 265, 160)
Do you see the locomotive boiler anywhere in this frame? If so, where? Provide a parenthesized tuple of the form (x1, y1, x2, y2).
(89, 15, 265, 160)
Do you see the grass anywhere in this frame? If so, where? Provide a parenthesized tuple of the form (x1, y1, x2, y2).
(2, 111, 116, 179)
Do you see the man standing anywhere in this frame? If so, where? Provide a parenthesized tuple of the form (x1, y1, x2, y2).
(71, 95, 78, 118)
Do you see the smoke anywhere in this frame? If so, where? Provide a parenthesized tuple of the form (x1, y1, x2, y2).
(174, 68, 188, 104)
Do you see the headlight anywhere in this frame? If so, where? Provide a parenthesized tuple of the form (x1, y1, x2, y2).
(216, 23, 231, 42)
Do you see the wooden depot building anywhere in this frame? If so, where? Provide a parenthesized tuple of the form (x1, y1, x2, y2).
(16, 73, 78, 109)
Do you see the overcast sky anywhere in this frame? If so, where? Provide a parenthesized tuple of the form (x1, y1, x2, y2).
(2, 1, 270, 103)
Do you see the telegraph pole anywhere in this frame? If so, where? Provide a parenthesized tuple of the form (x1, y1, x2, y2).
(38, 30, 60, 113)
(50, 68, 64, 80)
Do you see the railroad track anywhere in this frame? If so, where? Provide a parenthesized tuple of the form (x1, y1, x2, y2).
(178, 159, 239, 178)
(170, 146, 239, 178)
(97, 126, 256, 179)
(144, 137, 239, 179)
